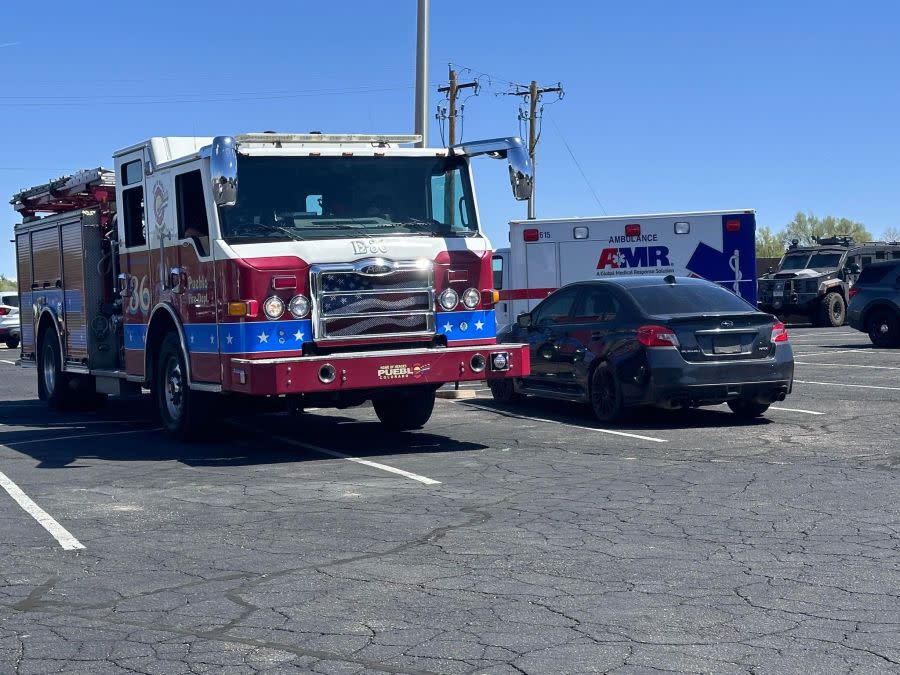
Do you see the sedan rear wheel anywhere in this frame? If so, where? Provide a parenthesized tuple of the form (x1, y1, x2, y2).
(488, 378, 522, 404)
(590, 363, 624, 423)
(727, 399, 770, 418)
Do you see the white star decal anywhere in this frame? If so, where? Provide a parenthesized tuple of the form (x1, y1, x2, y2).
(258, 331, 269, 343)
(225, 334, 234, 345)
(209, 334, 216, 344)
(128, 331, 133, 343)
(190, 334, 195, 343)
(443, 322, 453, 333)
(293, 330, 304, 341)
(474, 320, 484, 330)
(142, 332, 146, 343)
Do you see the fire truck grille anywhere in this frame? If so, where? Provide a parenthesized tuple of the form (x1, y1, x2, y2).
(312, 260, 435, 341)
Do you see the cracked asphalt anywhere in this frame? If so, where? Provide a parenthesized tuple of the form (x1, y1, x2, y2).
(1, 326, 898, 674)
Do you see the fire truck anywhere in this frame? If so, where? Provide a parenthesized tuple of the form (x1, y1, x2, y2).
(12, 133, 532, 439)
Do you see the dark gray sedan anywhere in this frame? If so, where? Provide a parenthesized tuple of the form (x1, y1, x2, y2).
(491, 276, 794, 422)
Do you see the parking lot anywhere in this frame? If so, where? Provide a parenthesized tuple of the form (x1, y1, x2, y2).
(1, 325, 898, 674)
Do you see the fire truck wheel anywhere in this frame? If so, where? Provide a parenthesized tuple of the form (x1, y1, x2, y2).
(373, 388, 436, 430)
(488, 378, 522, 404)
(156, 333, 211, 441)
(38, 332, 75, 409)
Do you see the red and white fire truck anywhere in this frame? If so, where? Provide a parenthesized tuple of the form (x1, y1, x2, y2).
(12, 133, 532, 438)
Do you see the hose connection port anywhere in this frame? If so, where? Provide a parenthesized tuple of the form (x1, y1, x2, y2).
(318, 363, 337, 384)
(470, 353, 486, 373)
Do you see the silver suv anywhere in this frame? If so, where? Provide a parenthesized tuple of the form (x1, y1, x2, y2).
(0, 292, 20, 349)
(847, 260, 900, 347)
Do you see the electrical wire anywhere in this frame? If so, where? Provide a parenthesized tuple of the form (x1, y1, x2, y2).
(546, 112, 608, 215)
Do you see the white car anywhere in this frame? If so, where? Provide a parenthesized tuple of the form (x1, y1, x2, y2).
(0, 292, 20, 349)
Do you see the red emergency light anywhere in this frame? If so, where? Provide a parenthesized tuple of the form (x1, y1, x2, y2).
(271, 275, 297, 290)
(523, 228, 540, 242)
(625, 223, 641, 237)
(725, 219, 741, 232)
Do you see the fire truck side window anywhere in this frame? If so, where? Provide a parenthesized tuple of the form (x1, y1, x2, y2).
(122, 186, 146, 247)
(175, 170, 210, 255)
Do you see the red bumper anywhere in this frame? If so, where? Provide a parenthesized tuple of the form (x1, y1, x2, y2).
(224, 343, 530, 395)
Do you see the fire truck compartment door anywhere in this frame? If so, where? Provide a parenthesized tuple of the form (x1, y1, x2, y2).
(525, 243, 558, 312)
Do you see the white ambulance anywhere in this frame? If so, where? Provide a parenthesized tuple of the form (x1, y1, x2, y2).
(493, 210, 758, 328)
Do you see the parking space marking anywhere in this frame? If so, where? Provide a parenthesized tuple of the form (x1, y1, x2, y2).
(10, 427, 162, 446)
(795, 379, 900, 392)
(460, 402, 668, 443)
(791, 348, 868, 357)
(270, 434, 441, 485)
(795, 361, 900, 371)
(769, 406, 825, 415)
(0, 359, 17, 365)
(0, 468, 85, 550)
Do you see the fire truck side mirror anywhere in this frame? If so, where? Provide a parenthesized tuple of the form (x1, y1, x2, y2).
(506, 143, 534, 201)
(210, 136, 238, 207)
(117, 273, 133, 298)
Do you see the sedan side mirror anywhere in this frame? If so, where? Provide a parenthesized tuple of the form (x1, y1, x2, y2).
(517, 312, 532, 328)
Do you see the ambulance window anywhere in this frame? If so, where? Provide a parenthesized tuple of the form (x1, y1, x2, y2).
(176, 170, 209, 254)
(122, 186, 146, 247)
(492, 255, 503, 289)
(122, 160, 143, 186)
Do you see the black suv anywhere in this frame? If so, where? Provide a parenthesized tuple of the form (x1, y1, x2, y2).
(757, 237, 900, 327)
(847, 260, 900, 347)
(491, 276, 794, 422)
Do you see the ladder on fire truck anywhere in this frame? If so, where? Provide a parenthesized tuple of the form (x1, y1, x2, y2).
(11, 168, 115, 218)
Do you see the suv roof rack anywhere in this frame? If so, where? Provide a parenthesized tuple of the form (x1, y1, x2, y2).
(814, 235, 854, 247)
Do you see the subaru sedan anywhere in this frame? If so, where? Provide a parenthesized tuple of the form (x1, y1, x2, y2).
(490, 276, 794, 422)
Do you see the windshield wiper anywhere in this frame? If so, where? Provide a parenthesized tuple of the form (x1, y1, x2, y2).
(258, 223, 305, 241)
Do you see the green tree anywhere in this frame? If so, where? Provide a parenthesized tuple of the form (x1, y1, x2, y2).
(755, 225, 786, 258)
(783, 212, 872, 246)
(0, 274, 16, 291)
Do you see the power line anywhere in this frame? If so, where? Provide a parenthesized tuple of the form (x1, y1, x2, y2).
(546, 113, 608, 215)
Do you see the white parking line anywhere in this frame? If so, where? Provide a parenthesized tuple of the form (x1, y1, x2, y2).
(270, 434, 441, 485)
(795, 380, 900, 392)
(791, 348, 868, 357)
(0, 469, 85, 550)
(10, 428, 162, 446)
(0, 359, 16, 365)
(769, 406, 825, 415)
(795, 362, 900, 371)
(460, 402, 668, 443)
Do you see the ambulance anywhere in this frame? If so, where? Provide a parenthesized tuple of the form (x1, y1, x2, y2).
(493, 210, 758, 328)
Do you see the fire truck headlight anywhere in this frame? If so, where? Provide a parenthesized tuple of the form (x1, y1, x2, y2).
(288, 294, 310, 319)
(462, 287, 480, 309)
(263, 295, 285, 320)
(439, 288, 459, 311)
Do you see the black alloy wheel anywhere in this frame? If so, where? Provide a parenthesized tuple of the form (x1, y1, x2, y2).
(590, 363, 624, 423)
(867, 309, 900, 348)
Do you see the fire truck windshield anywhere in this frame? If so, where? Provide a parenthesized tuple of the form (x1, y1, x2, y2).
(218, 156, 479, 242)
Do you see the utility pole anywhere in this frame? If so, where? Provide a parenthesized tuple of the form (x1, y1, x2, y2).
(437, 65, 479, 145)
(414, 0, 429, 147)
(506, 80, 563, 219)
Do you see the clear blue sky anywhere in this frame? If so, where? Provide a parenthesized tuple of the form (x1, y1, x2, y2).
(2, 0, 898, 278)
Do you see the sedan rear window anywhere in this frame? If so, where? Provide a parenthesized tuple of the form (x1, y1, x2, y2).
(0, 294, 18, 308)
(856, 264, 894, 284)
(629, 283, 755, 316)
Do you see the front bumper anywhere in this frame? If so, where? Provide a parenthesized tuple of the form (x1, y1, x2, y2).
(643, 345, 794, 407)
(224, 343, 530, 395)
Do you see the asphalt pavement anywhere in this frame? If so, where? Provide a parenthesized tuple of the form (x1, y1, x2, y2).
(0, 326, 898, 674)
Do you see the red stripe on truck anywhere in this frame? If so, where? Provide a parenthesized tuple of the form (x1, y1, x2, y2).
(498, 288, 556, 301)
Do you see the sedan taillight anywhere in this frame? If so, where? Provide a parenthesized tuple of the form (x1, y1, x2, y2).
(0, 307, 9, 316)
(637, 325, 680, 348)
(771, 321, 789, 343)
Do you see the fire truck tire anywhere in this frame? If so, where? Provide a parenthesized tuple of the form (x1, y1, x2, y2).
(488, 378, 522, 404)
(38, 332, 75, 410)
(156, 333, 211, 441)
(373, 388, 436, 430)
(818, 292, 846, 327)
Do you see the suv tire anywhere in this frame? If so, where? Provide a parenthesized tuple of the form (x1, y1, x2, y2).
(818, 292, 846, 327)
(373, 387, 436, 431)
(867, 309, 900, 348)
(5, 337, 19, 349)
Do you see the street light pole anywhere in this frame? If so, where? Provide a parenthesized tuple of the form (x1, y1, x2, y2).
(414, 0, 429, 148)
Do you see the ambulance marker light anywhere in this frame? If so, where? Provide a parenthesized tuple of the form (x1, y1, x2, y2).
(272, 275, 297, 290)
(625, 224, 641, 237)
(573, 226, 589, 239)
(726, 219, 741, 232)
(674, 221, 690, 234)
(523, 228, 539, 242)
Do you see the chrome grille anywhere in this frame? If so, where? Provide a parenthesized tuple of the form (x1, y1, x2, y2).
(311, 258, 434, 341)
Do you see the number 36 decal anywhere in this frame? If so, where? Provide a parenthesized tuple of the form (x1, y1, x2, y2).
(125, 275, 152, 315)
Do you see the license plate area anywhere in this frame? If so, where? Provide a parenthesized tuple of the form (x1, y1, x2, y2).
(774, 281, 784, 294)
(713, 335, 743, 354)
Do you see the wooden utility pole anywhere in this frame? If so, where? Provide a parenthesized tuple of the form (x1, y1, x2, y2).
(506, 80, 563, 219)
(437, 66, 479, 146)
